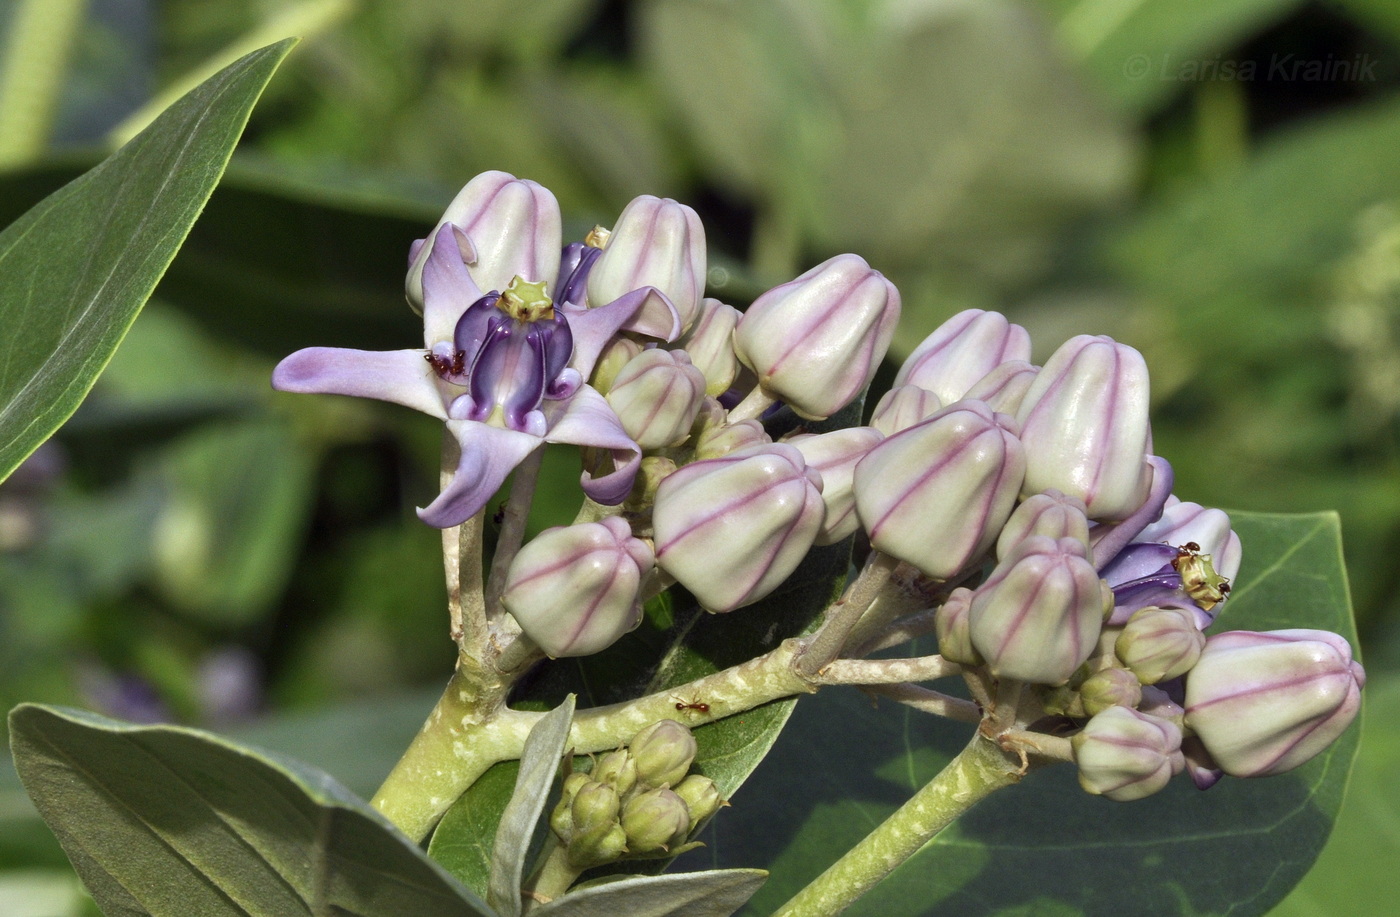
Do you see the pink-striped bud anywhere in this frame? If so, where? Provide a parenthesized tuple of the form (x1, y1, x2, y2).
(672, 298, 742, 396)
(653, 445, 825, 612)
(968, 536, 1111, 685)
(1016, 336, 1152, 520)
(788, 426, 885, 545)
(1116, 606, 1205, 684)
(605, 350, 707, 450)
(869, 384, 943, 436)
(963, 360, 1039, 415)
(996, 490, 1091, 559)
(502, 517, 653, 658)
(1185, 629, 1365, 777)
(587, 195, 706, 329)
(734, 254, 900, 420)
(895, 309, 1031, 405)
(1073, 706, 1184, 801)
(854, 401, 1025, 579)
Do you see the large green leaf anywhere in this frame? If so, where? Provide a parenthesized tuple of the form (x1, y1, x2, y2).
(8, 704, 493, 917)
(536, 869, 768, 917)
(0, 40, 296, 485)
(689, 512, 1360, 916)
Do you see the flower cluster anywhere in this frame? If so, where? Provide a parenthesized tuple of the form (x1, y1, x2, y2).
(273, 172, 1363, 796)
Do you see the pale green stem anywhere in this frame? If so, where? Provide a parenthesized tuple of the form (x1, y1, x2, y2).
(522, 839, 582, 910)
(797, 552, 899, 678)
(440, 432, 488, 662)
(863, 683, 982, 724)
(485, 446, 546, 617)
(852, 607, 938, 656)
(811, 654, 960, 686)
(0, 0, 89, 168)
(772, 733, 1023, 917)
(726, 386, 777, 424)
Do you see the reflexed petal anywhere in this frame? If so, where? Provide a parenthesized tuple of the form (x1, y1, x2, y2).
(543, 385, 643, 504)
(272, 347, 448, 419)
(422, 224, 486, 346)
(418, 422, 541, 527)
(563, 287, 681, 379)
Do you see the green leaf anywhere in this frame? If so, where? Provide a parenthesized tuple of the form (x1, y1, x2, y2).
(0, 40, 296, 485)
(490, 696, 576, 917)
(702, 512, 1360, 917)
(8, 704, 494, 917)
(534, 868, 768, 917)
(430, 762, 523, 900)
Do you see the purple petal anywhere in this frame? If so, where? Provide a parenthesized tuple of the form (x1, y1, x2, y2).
(422, 224, 485, 346)
(543, 385, 642, 504)
(418, 421, 541, 527)
(272, 347, 447, 419)
(556, 242, 602, 307)
(467, 321, 548, 430)
(1101, 542, 1179, 587)
(563, 287, 682, 379)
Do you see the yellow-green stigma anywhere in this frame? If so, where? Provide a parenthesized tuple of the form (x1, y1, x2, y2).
(585, 225, 612, 249)
(499, 276, 554, 322)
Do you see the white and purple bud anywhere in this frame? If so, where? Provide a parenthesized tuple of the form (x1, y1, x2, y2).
(694, 416, 771, 460)
(963, 360, 1040, 416)
(621, 788, 692, 854)
(587, 195, 706, 329)
(968, 536, 1111, 685)
(788, 426, 885, 545)
(854, 401, 1025, 579)
(734, 254, 900, 421)
(934, 587, 981, 666)
(869, 384, 943, 436)
(605, 349, 707, 450)
(406, 171, 562, 310)
(501, 517, 653, 658)
(672, 298, 742, 396)
(1185, 629, 1365, 777)
(1073, 706, 1184, 802)
(653, 444, 825, 612)
(894, 309, 1031, 405)
(996, 490, 1091, 560)
(1015, 336, 1152, 521)
(1116, 606, 1206, 684)
(589, 337, 643, 395)
(629, 719, 698, 789)
(1079, 667, 1143, 716)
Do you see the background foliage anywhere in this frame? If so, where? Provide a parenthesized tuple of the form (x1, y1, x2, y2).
(0, 1, 1396, 914)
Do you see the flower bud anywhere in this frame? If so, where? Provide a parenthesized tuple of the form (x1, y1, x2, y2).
(894, 309, 1031, 405)
(1079, 667, 1143, 716)
(654, 444, 824, 611)
(502, 517, 653, 658)
(734, 254, 900, 420)
(869, 385, 942, 436)
(592, 749, 638, 798)
(788, 427, 884, 545)
(1073, 706, 1184, 802)
(934, 587, 981, 666)
(995, 490, 1091, 560)
(1116, 606, 1205, 684)
(587, 195, 705, 329)
(605, 350, 708, 450)
(968, 536, 1111, 685)
(550, 771, 593, 840)
(1015, 336, 1152, 520)
(630, 719, 698, 789)
(406, 171, 562, 309)
(624, 455, 677, 512)
(963, 360, 1039, 415)
(564, 780, 628, 868)
(1185, 629, 1365, 777)
(673, 298, 742, 396)
(672, 774, 725, 824)
(854, 401, 1025, 579)
(694, 417, 771, 460)
(1136, 497, 1242, 582)
(621, 788, 691, 854)
(590, 337, 643, 395)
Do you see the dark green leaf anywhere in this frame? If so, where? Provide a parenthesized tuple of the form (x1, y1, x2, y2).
(9, 704, 493, 917)
(429, 762, 523, 900)
(490, 696, 576, 917)
(0, 41, 296, 485)
(698, 512, 1360, 917)
(534, 868, 767, 917)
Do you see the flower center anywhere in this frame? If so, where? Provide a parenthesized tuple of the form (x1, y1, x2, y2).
(498, 276, 554, 323)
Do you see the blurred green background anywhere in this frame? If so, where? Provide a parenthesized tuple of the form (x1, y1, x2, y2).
(1, 0, 1397, 914)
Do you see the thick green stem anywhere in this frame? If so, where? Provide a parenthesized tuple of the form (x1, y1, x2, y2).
(0, 0, 89, 168)
(773, 734, 1022, 917)
(521, 839, 583, 909)
(797, 552, 899, 678)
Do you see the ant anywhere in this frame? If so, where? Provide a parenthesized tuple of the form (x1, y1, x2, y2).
(1170, 542, 1202, 571)
(425, 349, 468, 377)
(671, 694, 710, 714)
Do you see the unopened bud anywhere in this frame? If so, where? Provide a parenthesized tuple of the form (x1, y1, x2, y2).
(1079, 667, 1143, 716)
(854, 401, 1025, 579)
(654, 444, 824, 611)
(694, 417, 771, 459)
(592, 749, 638, 798)
(1016, 336, 1152, 520)
(630, 719, 697, 789)
(550, 771, 593, 840)
(934, 587, 981, 666)
(503, 517, 653, 657)
(963, 360, 1039, 415)
(621, 788, 691, 854)
(1073, 706, 1184, 802)
(968, 536, 1111, 685)
(624, 456, 678, 511)
(587, 195, 705, 328)
(894, 309, 1031, 405)
(869, 384, 943, 436)
(565, 780, 627, 868)
(606, 350, 708, 450)
(788, 427, 884, 545)
(1116, 606, 1205, 684)
(672, 774, 725, 823)
(996, 490, 1091, 559)
(590, 337, 643, 395)
(1185, 629, 1365, 777)
(734, 254, 900, 420)
(673, 298, 742, 396)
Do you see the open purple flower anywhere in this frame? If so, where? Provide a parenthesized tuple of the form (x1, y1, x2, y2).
(274, 217, 680, 528)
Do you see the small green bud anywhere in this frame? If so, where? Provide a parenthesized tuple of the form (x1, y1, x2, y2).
(1115, 606, 1205, 684)
(621, 787, 692, 854)
(550, 771, 593, 840)
(934, 587, 981, 666)
(1079, 667, 1142, 716)
(565, 780, 626, 869)
(592, 749, 638, 797)
(567, 822, 629, 870)
(672, 774, 725, 823)
(630, 719, 697, 789)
